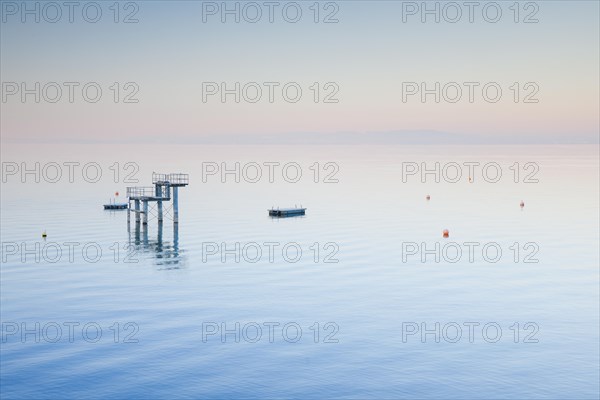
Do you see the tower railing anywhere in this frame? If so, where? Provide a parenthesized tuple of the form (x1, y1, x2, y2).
(152, 173, 189, 185)
(127, 186, 155, 198)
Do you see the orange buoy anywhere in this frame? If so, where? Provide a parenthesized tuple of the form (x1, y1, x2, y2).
(442, 229, 449, 238)
(426, 195, 430, 201)
(520, 200, 524, 208)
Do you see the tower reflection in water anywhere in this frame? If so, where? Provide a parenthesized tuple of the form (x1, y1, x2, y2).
(129, 221, 183, 269)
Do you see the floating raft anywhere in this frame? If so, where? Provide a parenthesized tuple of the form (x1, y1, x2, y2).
(104, 203, 128, 210)
(269, 208, 306, 217)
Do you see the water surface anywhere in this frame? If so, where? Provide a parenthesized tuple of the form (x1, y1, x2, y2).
(1, 144, 599, 399)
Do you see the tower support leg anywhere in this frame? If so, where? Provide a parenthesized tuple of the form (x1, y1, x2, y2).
(134, 200, 140, 223)
(143, 200, 148, 225)
(158, 200, 163, 222)
(173, 187, 179, 224)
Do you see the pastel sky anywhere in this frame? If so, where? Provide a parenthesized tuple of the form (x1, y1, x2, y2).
(1, 0, 598, 144)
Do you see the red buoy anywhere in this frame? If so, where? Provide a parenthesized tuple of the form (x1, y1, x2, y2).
(520, 200, 524, 208)
(443, 229, 449, 238)
(115, 191, 119, 197)
(426, 195, 430, 201)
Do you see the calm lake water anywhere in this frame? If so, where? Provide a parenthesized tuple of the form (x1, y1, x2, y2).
(1, 144, 599, 399)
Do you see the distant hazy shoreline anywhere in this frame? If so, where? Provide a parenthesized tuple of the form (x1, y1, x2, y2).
(2, 131, 598, 145)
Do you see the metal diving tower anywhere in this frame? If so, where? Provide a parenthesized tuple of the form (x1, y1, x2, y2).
(126, 172, 189, 225)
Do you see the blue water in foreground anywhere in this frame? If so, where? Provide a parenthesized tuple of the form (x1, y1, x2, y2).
(1, 144, 599, 399)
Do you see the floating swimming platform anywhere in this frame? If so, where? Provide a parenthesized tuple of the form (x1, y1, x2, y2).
(268, 207, 306, 217)
(103, 203, 128, 210)
(104, 191, 128, 210)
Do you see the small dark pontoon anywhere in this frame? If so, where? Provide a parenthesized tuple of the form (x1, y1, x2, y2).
(268, 207, 306, 217)
(104, 203, 128, 210)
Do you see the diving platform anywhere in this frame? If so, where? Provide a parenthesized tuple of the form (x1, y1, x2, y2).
(127, 186, 170, 201)
(127, 172, 189, 225)
(269, 207, 306, 217)
(152, 173, 189, 187)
